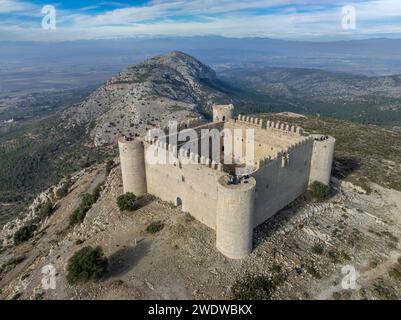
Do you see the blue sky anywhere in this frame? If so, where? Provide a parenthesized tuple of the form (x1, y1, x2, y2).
(1, 0, 401, 41)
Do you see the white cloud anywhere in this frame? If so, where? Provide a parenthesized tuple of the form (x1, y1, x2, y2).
(0, 0, 35, 13)
(1, 0, 401, 41)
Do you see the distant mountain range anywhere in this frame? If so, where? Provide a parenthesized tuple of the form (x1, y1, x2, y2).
(219, 66, 401, 128)
(1, 37, 401, 96)
(2, 37, 401, 130)
(57, 49, 401, 139)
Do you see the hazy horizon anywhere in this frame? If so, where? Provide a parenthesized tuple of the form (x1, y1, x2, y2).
(2, 0, 401, 41)
(2, 34, 401, 44)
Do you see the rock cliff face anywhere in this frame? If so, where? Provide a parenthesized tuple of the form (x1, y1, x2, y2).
(62, 51, 229, 146)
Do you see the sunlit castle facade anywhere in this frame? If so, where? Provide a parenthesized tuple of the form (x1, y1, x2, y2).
(119, 104, 335, 259)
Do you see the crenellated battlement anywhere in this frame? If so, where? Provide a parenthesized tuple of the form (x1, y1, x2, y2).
(146, 116, 205, 137)
(267, 119, 303, 135)
(176, 116, 205, 131)
(237, 114, 303, 135)
(254, 135, 314, 170)
(256, 156, 273, 169)
(144, 135, 223, 173)
(237, 114, 264, 127)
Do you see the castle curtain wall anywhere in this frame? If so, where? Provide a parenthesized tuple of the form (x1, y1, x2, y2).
(253, 140, 314, 227)
(144, 144, 224, 230)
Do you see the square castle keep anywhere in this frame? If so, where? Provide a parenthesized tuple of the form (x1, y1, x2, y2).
(118, 104, 335, 259)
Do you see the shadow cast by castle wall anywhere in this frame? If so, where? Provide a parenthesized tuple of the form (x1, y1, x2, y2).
(104, 240, 150, 279)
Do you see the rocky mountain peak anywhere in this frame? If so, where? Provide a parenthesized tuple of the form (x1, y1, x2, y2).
(62, 52, 229, 146)
(144, 51, 217, 83)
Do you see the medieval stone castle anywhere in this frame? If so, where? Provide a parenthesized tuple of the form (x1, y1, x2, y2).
(118, 105, 335, 259)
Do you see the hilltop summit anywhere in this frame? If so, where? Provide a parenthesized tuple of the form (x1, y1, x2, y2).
(145, 51, 217, 83)
(63, 51, 228, 146)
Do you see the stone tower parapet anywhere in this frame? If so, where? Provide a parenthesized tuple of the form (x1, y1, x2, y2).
(309, 134, 336, 186)
(213, 104, 234, 122)
(118, 137, 147, 196)
(216, 175, 256, 259)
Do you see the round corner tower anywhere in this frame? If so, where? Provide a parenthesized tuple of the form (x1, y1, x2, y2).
(213, 104, 234, 122)
(216, 175, 256, 259)
(309, 134, 336, 186)
(118, 136, 147, 196)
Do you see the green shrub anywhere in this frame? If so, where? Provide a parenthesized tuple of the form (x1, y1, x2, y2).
(14, 223, 37, 244)
(312, 243, 325, 255)
(66, 246, 108, 284)
(146, 221, 164, 234)
(0, 255, 25, 274)
(81, 193, 97, 212)
(69, 184, 103, 227)
(373, 282, 395, 299)
(56, 178, 72, 198)
(340, 251, 351, 261)
(271, 264, 282, 273)
(389, 268, 401, 281)
(388, 265, 401, 281)
(105, 160, 114, 175)
(117, 193, 137, 211)
(69, 208, 86, 226)
(231, 275, 279, 300)
(81, 157, 94, 168)
(92, 185, 102, 201)
(309, 181, 329, 201)
(38, 201, 53, 221)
